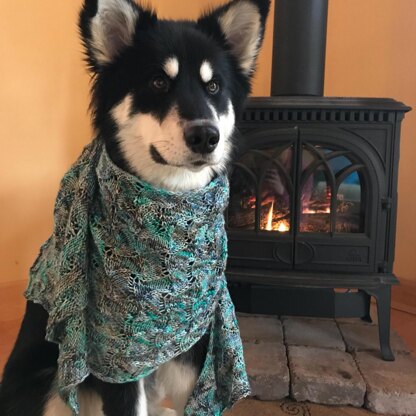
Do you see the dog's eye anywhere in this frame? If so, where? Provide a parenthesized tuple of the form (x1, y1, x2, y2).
(206, 80, 220, 95)
(151, 75, 170, 92)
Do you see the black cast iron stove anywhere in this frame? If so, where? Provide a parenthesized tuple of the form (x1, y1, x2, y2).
(226, 0, 411, 361)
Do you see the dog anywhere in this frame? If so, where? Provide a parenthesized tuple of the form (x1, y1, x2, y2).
(0, 0, 270, 415)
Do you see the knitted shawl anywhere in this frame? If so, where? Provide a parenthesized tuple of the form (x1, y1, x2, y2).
(25, 139, 250, 415)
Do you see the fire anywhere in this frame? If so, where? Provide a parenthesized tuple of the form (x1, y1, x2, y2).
(277, 221, 290, 232)
(266, 202, 274, 231)
(265, 202, 290, 232)
(303, 207, 331, 214)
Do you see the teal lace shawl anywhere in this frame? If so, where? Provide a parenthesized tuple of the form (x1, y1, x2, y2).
(25, 139, 250, 415)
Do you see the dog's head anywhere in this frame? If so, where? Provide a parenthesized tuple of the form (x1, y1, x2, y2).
(80, 0, 270, 191)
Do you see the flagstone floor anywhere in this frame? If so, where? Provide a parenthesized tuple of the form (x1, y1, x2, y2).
(235, 312, 416, 416)
(226, 398, 380, 416)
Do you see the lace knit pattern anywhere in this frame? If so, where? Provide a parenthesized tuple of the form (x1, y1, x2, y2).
(25, 139, 250, 415)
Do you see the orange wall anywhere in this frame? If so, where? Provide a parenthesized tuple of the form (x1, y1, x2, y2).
(325, 1, 416, 286)
(1, 1, 415, 292)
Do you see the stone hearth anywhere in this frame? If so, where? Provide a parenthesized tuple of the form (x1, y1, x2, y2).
(237, 314, 416, 416)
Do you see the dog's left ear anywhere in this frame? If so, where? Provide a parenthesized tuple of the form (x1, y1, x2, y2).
(198, 0, 270, 77)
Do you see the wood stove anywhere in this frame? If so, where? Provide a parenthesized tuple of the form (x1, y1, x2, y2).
(226, 1, 411, 361)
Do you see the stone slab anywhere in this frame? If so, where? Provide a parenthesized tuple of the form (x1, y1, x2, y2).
(335, 317, 374, 326)
(339, 323, 409, 354)
(243, 341, 289, 400)
(282, 315, 334, 322)
(225, 399, 377, 416)
(288, 346, 366, 407)
(237, 313, 283, 343)
(283, 317, 345, 351)
(356, 351, 416, 416)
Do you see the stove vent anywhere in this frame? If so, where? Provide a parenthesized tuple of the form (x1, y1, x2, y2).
(271, 0, 328, 96)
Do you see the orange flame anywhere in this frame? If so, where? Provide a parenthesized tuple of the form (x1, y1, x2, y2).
(277, 221, 290, 232)
(266, 202, 274, 231)
(265, 202, 290, 232)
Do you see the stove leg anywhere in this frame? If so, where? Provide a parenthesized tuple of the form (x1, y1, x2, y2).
(364, 286, 395, 361)
(360, 289, 372, 323)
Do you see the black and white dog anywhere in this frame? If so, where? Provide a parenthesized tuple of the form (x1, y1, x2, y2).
(0, 0, 269, 414)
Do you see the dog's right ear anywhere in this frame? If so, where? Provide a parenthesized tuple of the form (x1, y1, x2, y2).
(79, 0, 156, 72)
(197, 0, 270, 78)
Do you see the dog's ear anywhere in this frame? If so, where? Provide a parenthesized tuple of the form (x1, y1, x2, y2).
(197, 0, 270, 77)
(79, 0, 156, 72)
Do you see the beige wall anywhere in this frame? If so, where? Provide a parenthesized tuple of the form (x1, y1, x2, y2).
(1, 1, 415, 299)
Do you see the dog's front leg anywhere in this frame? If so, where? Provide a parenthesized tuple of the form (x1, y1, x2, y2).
(93, 378, 147, 416)
(153, 361, 198, 416)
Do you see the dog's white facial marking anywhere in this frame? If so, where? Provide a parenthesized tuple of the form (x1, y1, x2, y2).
(200, 60, 213, 83)
(111, 95, 235, 192)
(218, 0, 262, 75)
(90, 0, 139, 65)
(112, 98, 212, 191)
(208, 99, 235, 169)
(164, 56, 179, 79)
(112, 94, 133, 125)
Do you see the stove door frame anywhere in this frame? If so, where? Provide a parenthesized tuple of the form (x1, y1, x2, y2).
(227, 127, 298, 270)
(293, 127, 385, 273)
(227, 125, 387, 274)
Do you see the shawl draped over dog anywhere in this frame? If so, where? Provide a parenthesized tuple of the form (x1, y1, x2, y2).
(25, 139, 250, 415)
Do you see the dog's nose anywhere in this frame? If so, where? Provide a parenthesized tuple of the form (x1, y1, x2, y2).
(184, 125, 220, 154)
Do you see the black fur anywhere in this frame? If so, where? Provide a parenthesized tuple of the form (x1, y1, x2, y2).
(0, 1, 270, 414)
(0, 302, 58, 416)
